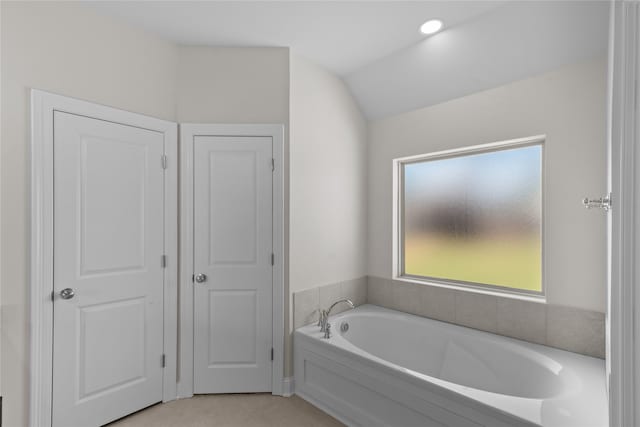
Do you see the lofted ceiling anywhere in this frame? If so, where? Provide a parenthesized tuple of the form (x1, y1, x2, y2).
(346, 0, 610, 119)
(89, 1, 609, 120)
(89, 1, 505, 75)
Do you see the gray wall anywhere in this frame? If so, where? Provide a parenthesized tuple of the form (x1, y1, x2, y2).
(368, 56, 608, 313)
(1, 3, 178, 425)
(288, 54, 368, 375)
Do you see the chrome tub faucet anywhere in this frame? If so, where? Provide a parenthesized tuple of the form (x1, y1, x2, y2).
(318, 298, 355, 338)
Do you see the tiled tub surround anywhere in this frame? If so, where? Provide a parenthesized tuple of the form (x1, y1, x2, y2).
(293, 277, 367, 330)
(368, 276, 605, 359)
(293, 276, 605, 359)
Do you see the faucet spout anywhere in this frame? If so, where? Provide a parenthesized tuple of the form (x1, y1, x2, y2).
(319, 299, 355, 334)
(327, 299, 355, 316)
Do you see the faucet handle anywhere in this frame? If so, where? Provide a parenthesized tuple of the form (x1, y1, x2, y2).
(324, 322, 332, 339)
(319, 309, 329, 332)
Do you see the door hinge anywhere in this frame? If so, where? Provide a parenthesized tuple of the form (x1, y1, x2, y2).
(271, 158, 275, 172)
(161, 354, 166, 368)
(582, 193, 612, 211)
(161, 255, 167, 268)
(271, 253, 275, 266)
(161, 154, 168, 169)
(271, 348, 274, 361)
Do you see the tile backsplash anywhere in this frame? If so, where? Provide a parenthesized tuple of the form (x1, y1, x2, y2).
(293, 275, 605, 359)
(293, 277, 367, 330)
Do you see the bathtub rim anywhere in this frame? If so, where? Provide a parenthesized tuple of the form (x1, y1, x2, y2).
(332, 310, 576, 399)
(294, 304, 608, 427)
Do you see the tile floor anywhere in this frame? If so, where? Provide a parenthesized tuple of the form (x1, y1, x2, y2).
(107, 394, 345, 427)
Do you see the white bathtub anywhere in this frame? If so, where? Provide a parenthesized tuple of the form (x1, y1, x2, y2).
(294, 304, 607, 427)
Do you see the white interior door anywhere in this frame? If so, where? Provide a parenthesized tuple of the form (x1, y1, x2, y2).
(192, 136, 273, 394)
(52, 111, 166, 427)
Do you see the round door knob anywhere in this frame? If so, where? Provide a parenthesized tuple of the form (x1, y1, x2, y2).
(194, 273, 207, 283)
(59, 288, 75, 300)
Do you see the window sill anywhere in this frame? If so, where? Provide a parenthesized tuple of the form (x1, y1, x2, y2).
(393, 275, 547, 305)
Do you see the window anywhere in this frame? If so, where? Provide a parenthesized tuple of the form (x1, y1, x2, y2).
(395, 137, 543, 295)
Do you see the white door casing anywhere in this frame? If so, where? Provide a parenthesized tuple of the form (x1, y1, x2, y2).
(30, 90, 178, 427)
(193, 136, 273, 393)
(178, 124, 285, 398)
(31, 96, 284, 425)
(607, 2, 640, 427)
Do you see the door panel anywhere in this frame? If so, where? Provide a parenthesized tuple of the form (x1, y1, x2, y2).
(208, 290, 257, 365)
(78, 297, 146, 400)
(208, 150, 259, 264)
(193, 136, 273, 394)
(79, 136, 147, 274)
(52, 111, 165, 427)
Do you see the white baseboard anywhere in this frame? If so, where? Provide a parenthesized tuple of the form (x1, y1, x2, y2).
(282, 377, 295, 397)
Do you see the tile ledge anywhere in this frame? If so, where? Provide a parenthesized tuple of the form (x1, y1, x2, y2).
(390, 276, 547, 305)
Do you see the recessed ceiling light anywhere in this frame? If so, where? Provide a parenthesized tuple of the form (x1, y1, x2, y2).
(420, 19, 443, 35)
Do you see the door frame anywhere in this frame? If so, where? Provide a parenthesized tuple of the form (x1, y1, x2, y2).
(608, 1, 639, 426)
(177, 124, 285, 398)
(29, 90, 178, 427)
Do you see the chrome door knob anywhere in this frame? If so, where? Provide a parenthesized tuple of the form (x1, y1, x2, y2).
(59, 288, 75, 300)
(194, 273, 207, 283)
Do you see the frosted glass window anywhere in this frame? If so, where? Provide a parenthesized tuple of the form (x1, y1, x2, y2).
(401, 143, 542, 294)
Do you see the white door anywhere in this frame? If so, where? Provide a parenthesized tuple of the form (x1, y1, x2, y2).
(192, 136, 273, 393)
(52, 111, 166, 427)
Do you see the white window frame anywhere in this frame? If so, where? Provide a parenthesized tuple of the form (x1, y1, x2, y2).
(392, 135, 547, 300)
